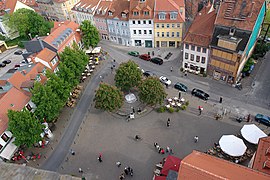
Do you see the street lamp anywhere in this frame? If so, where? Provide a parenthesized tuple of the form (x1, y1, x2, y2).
(28, 33, 32, 40)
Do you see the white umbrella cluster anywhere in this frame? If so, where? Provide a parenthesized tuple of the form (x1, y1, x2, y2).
(241, 124, 267, 144)
(219, 135, 247, 157)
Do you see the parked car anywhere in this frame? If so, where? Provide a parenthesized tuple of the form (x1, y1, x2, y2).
(14, 64, 20, 68)
(0, 63, 6, 67)
(2, 60, 11, 64)
(150, 57, 163, 65)
(139, 54, 151, 61)
(255, 114, 270, 126)
(143, 71, 156, 77)
(191, 88, 209, 100)
(159, 76, 171, 86)
(128, 51, 139, 57)
(14, 50, 23, 55)
(174, 82, 188, 92)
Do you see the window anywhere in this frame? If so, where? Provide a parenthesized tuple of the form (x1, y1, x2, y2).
(167, 32, 169, 37)
(133, 30, 136, 34)
(185, 53, 188, 59)
(190, 54, 194, 61)
(122, 13, 126, 18)
(51, 57, 58, 66)
(144, 30, 147, 34)
(172, 32, 174, 37)
(197, 47, 201, 52)
(196, 56, 200, 62)
(149, 30, 152, 34)
(162, 24, 164, 28)
(143, 20, 146, 24)
(162, 32, 164, 37)
(156, 24, 159, 28)
(191, 45, 195, 51)
(139, 30, 141, 34)
(144, 11, 149, 16)
(202, 48, 207, 53)
(158, 13, 166, 20)
(177, 23, 180, 28)
(133, 11, 139, 16)
(177, 32, 180, 37)
(109, 11, 113, 16)
(167, 24, 170, 28)
(201, 57, 206, 64)
(157, 32, 160, 37)
(133, 20, 135, 24)
(138, 20, 141, 24)
(1, 133, 10, 142)
(185, 44, 189, 49)
(149, 20, 152, 24)
(172, 24, 175, 28)
(170, 13, 177, 20)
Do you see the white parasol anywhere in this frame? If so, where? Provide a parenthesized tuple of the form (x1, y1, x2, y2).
(241, 124, 267, 144)
(219, 135, 247, 157)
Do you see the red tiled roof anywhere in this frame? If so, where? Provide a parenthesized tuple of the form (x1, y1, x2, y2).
(5, 0, 17, 14)
(183, 6, 216, 47)
(25, 63, 47, 85)
(215, 0, 266, 31)
(36, 48, 57, 63)
(18, 0, 38, 7)
(129, 0, 155, 19)
(252, 137, 270, 175)
(178, 151, 270, 180)
(0, 80, 7, 86)
(7, 71, 26, 89)
(72, 0, 101, 13)
(107, 0, 130, 20)
(0, 87, 31, 134)
(94, 0, 113, 18)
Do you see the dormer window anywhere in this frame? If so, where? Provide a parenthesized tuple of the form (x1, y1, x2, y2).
(108, 11, 113, 16)
(140, 0, 146, 2)
(158, 12, 166, 20)
(170, 12, 177, 20)
(122, 13, 126, 18)
(97, 10, 100, 14)
(133, 11, 139, 16)
(229, 28, 235, 36)
(144, 11, 149, 16)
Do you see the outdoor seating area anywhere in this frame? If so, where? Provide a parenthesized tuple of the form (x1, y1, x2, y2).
(165, 97, 186, 109)
(153, 155, 181, 179)
(80, 55, 100, 83)
(66, 85, 82, 107)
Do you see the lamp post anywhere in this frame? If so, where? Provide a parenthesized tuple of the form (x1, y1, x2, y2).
(28, 33, 32, 40)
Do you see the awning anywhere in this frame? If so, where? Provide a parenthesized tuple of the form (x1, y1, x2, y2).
(219, 135, 247, 157)
(91, 47, 101, 54)
(0, 138, 18, 160)
(241, 124, 267, 144)
(161, 155, 181, 176)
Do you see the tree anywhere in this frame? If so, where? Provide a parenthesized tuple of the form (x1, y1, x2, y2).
(138, 77, 167, 106)
(80, 20, 100, 49)
(115, 60, 142, 91)
(7, 8, 53, 39)
(94, 83, 124, 112)
(8, 109, 44, 147)
(31, 82, 62, 122)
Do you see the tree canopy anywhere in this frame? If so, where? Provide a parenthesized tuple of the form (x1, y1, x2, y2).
(8, 109, 44, 147)
(94, 83, 124, 112)
(115, 60, 142, 91)
(80, 20, 100, 49)
(138, 77, 167, 106)
(7, 8, 53, 39)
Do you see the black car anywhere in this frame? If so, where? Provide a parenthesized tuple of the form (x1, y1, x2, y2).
(143, 71, 156, 77)
(14, 50, 23, 55)
(174, 82, 188, 92)
(191, 88, 209, 100)
(2, 60, 11, 64)
(150, 57, 163, 65)
(0, 63, 6, 67)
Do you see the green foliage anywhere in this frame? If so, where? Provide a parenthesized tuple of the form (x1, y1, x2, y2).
(94, 83, 124, 112)
(115, 60, 142, 91)
(80, 20, 100, 49)
(157, 106, 166, 113)
(176, 108, 180, 112)
(8, 109, 44, 147)
(253, 42, 268, 57)
(168, 107, 174, 113)
(203, 72, 207, 77)
(31, 82, 62, 122)
(7, 8, 53, 39)
(185, 100, 189, 106)
(181, 105, 187, 110)
(243, 58, 254, 72)
(180, 67, 184, 72)
(138, 77, 167, 106)
(58, 44, 88, 87)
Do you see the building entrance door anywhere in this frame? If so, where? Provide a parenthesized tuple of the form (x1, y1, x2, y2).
(145, 40, 153, 48)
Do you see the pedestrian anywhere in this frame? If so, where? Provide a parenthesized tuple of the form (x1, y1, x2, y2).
(116, 161, 121, 167)
(70, 149, 75, 155)
(156, 144, 160, 151)
(127, 166, 131, 173)
(154, 142, 158, 148)
(170, 66, 173, 72)
(152, 51, 154, 56)
(166, 84, 168, 88)
(119, 173, 125, 180)
(124, 167, 129, 175)
(184, 71, 187, 77)
(169, 148, 173, 154)
(194, 136, 199, 143)
(178, 91, 181, 99)
(130, 168, 133, 176)
(198, 106, 203, 115)
(132, 107, 135, 113)
(166, 146, 170, 153)
(98, 153, 102, 162)
(158, 147, 162, 153)
(247, 114, 251, 122)
(79, 168, 83, 173)
(219, 96, 223, 103)
(167, 118, 170, 127)
(160, 148, 165, 154)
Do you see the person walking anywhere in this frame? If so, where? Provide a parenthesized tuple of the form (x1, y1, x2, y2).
(160, 148, 165, 154)
(194, 136, 199, 143)
(70, 149, 75, 155)
(79, 168, 83, 173)
(154, 142, 158, 148)
(166, 146, 170, 153)
(170, 66, 173, 72)
(116, 161, 121, 167)
(198, 106, 203, 115)
(167, 118, 170, 127)
(130, 168, 133, 176)
(119, 173, 125, 180)
(124, 167, 129, 175)
(169, 148, 173, 154)
(247, 114, 251, 122)
(98, 153, 102, 162)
